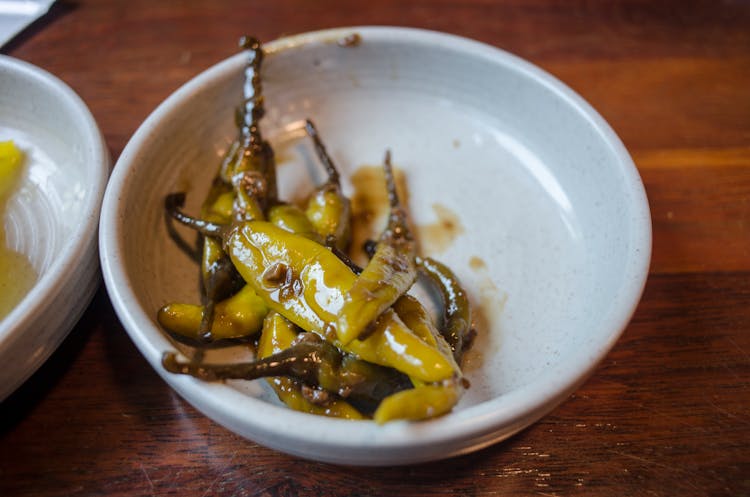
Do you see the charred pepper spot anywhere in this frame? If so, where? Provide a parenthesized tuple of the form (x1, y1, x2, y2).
(263, 262, 303, 300)
(262, 262, 289, 287)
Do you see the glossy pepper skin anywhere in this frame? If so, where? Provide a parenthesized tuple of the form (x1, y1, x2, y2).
(331, 236, 468, 423)
(268, 203, 322, 242)
(392, 294, 459, 373)
(303, 120, 352, 251)
(158, 285, 267, 345)
(196, 178, 243, 340)
(222, 36, 277, 212)
(373, 382, 461, 423)
(225, 220, 455, 383)
(262, 194, 462, 419)
(418, 256, 474, 362)
(259, 317, 413, 415)
(257, 312, 365, 419)
(169, 35, 275, 342)
(164, 313, 411, 417)
(334, 151, 417, 344)
(165, 193, 458, 383)
(158, 37, 474, 423)
(380, 293, 466, 423)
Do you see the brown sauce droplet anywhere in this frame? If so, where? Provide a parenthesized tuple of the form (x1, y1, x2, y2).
(469, 256, 487, 271)
(338, 33, 362, 47)
(262, 262, 289, 286)
(416, 203, 465, 254)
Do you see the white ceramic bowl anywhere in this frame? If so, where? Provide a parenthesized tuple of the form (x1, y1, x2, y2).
(99, 27, 651, 465)
(0, 56, 110, 400)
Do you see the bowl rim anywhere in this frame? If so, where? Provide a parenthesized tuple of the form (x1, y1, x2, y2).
(99, 26, 652, 464)
(0, 55, 110, 394)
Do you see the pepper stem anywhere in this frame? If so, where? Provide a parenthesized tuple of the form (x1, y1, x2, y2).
(382, 150, 412, 242)
(165, 193, 227, 238)
(305, 119, 341, 186)
(239, 35, 265, 142)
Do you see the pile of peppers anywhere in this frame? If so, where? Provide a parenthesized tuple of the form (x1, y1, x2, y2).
(158, 36, 475, 423)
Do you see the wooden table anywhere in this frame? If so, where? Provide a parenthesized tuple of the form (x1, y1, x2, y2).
(2, 1, 749, 495)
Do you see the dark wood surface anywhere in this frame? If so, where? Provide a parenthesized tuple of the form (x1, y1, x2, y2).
(2, 1, 749, 495)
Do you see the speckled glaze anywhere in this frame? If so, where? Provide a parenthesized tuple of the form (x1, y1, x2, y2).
(99, 27, 651, 465)
(0, 56, 110, 400)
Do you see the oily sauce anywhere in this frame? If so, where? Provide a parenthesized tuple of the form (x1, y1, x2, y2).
(0, 141, 37, 320)
(349, 164, 467, 258)
(416, 203, 465, 254)
(0, 247, 36, 319)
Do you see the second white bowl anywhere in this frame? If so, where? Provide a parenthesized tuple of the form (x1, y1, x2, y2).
(0, 55, 110, 400)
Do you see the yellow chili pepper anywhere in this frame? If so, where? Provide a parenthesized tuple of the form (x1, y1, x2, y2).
(334, 151, 417, 344)
(392, 294, 459, 373)
(223, 36, 277, 210)
(164, 310, 413, 419)
(158, 285, 267, 344)
(217, 220, 455, 382)
(257, 312, 365, 420)
(373, 382, 461, 424)
(268, 203, 321, 242)
(194, 180, 243, 339)
(159, 36, 473, 423)
(418, 256, 474, 362)
(303, 120, 351, 251)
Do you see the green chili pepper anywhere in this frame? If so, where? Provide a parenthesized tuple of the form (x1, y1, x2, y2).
(164, 314, 411, 416)
(195, 179, 244, 339)
(333, 151, 417, 344)
(418, 256, 474, 362)
(268, 203, 321, 242)
(303, 120, 351, 251)
(160, 166, 241, 344)
(158, 285, 267, 345)
(358, 241, 473, 364)
(373, 381, 461, 424)
(233, 223, 453, 381)
(231, 169, 266, 222)
(185, 35, 276, 340)
(392, 294, 459, 372)
(257, 312, 365, 419)
(223, 36, 277, 211)
(165, 193, 457, 383)
(158, 36, 474, 423)
(326, 239, 461, 369)
(260, 315, 412, 415)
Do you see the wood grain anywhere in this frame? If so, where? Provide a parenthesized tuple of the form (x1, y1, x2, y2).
(2, 1, 749, 496)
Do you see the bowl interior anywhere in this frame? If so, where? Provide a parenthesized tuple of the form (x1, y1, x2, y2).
(103, 28, 650, 463)
(0, 58, 99, 272)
